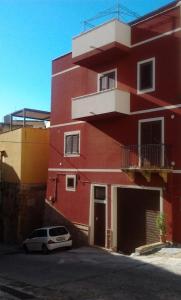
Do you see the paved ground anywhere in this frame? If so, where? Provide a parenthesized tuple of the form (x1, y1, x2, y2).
(0, 244, 181, 300)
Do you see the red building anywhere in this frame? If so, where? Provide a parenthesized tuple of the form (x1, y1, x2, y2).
(45, 0, 181, 253)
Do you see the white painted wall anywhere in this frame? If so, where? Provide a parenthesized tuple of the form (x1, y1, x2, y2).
(72, 19, 131, 58)
(72, 89, 130, 119)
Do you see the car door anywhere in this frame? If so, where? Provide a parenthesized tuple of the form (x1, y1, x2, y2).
(33, 229, 47, 251)
(26, 231, 39, 251)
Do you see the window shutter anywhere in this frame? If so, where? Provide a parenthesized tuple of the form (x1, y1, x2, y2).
(108, 72, 115, 89)
(100, 75, 107, 91)
(72, 134, 79, 154)
(65, 135, 72, 154)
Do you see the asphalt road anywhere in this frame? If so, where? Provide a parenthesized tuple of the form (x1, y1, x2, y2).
(0, 247, 181, 300)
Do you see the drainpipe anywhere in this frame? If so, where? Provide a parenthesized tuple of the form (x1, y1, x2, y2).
(0, 151, 5, 204)
(0, 151, 5, 242)
(0, 152, 2, 204)
(23, 109, 26, 127)
(10, 114, 12, 131)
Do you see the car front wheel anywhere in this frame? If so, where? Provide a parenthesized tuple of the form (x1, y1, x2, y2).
(42, 244, 49, 254)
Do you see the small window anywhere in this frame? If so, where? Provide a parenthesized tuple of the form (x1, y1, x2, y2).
(66, 175, 76, 191)
(94, 186, 106, 200)
(137, 58, 155, 94)
(49, 227, 68, 236)
(99, 70, 116, 91)
(64, 131, 80, 156)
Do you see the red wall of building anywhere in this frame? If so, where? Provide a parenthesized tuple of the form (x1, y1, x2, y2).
(47, 2, 181, 244)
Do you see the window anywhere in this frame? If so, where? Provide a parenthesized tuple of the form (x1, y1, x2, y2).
(66, 175, 76, 191)
(137, 58, 155, 94)
(94, 186, 106, 200)
(36, 229, 47, 237)
(64, 131, 80, 156)
(139, 118, 164, 168)
(29, 229, 47, 238)
(99, 70, 116, 91)
(49, 227, 68, 236)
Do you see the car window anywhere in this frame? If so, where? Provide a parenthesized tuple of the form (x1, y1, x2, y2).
(49, 227, 68, 237)
(29, 229, 47, 238)
(36, 229, 47, 237)
(28, 231, 37, 239)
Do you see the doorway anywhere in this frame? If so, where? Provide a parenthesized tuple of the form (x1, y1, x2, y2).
(93, 185, 107, 247)
(139, 118, 164, 167)
(117, 188, 160, 254)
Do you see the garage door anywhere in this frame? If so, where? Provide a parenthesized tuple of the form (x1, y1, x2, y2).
(117, 188, 160, 254)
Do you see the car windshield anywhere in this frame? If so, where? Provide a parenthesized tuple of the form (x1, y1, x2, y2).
(49, 227, 68, 237)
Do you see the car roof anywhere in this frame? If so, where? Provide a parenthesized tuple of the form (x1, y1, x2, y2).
(33, 226, 67, 231)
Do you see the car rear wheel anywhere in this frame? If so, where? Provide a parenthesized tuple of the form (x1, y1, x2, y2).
(23, 244, 29, 254)
(42, 244, 49, 254)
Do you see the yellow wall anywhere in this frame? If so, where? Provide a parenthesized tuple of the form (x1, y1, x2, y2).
(0, 127, 49, 184)
(21, 127, 49, 184)
(0, 129, 22, 182)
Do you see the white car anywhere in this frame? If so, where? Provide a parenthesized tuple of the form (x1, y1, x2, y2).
(23, 226, 72, 254)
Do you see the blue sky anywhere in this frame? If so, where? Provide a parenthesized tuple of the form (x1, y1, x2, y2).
(0, 0, 175, 121)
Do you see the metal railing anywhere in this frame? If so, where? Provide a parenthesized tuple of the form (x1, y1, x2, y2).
(120, 144, 171, 169)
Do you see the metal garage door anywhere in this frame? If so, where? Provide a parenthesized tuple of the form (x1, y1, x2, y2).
(117, 188, 160, 254)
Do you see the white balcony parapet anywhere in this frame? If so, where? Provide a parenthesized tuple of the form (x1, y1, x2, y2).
(72, 19, 131, 59)
(72, 89, 130, 119)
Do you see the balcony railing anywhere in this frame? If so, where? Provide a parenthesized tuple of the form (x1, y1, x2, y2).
(120, 144, 171, 170)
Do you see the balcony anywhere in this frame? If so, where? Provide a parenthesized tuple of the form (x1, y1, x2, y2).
(72, 19, 131, 67)
(120, 144, 172, 182)
(72, 88, 130, 120)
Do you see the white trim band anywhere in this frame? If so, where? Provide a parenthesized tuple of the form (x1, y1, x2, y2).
(48, 168, 181, 174)
(52, 65, 80, 77)
(132, 27, 181, 48)
(130, 104, 181, 115)
(49, 168, 123, 173)
(50, 121, 84, 128)
(131, 5, 180, 27)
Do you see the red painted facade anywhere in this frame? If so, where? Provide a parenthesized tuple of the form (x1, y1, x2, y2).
(46, 1, 181, 252)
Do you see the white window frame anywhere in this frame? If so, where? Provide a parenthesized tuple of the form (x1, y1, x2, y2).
(137, 57, 155, 94)
(97, 68, 117, 92)
(66, 175, 77, 191)
(138, 117, 164, 167)
(64, 130, 80, 157)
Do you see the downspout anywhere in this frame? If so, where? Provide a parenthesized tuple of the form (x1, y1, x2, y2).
(0, 151, 2, 204)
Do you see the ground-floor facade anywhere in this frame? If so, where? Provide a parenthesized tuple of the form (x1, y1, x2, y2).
(45, 169, 181, 254)
(46, 109, 181, 252)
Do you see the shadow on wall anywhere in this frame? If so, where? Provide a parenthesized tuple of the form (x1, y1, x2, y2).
(44, 200, 89, 248)
(0, 162, 46, 244)
(0, 162, 20, 243)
